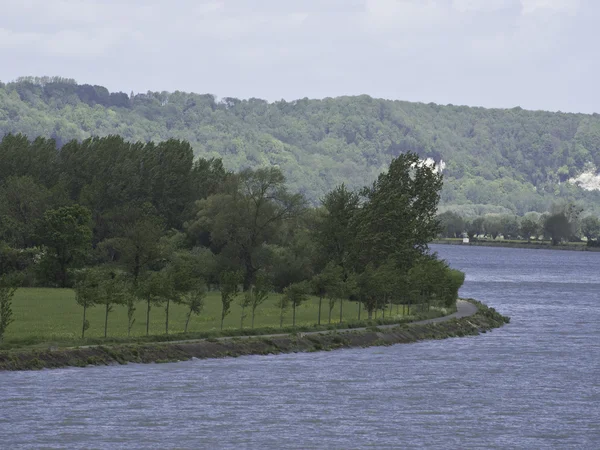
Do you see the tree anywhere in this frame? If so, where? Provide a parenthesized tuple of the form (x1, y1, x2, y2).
(311, 263, 343, 325)
(500, 215, 520, 240)
(189, 168, 305, 290)
(182, 283, 206, 333)
(0, 275, 18, 342)
(581, 216, 600, 241)
(282, 281, 309, 327)
(219, 271, 241, 330)
(101, 206, 165, 286)
(544, 213, 571, 245)
(0, 176, 52, 248)
(73, 269, 101, 339)
(315, 184, 359, 276)
(355, 152, 442, 271)
(275, 292, 290, 328)
(483, 215, 502, 240)
(437, 211, 465, 238)
(520, 213, 541, 242)
(136, 270, 169, 336)
(550, 201, 583, 240)
(36, 205, 92, 287)
(466, 217, 485, 240)
(97, 271, 128, 338)
(248, 271, 272, 329)
(356, 264, 381, 320)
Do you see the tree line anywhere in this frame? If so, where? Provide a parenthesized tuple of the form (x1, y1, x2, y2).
(0, 135, 464, 341)
(438, 201, 600, 245)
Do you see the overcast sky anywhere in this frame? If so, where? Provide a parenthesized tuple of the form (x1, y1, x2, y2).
(1, 0, 598, 113)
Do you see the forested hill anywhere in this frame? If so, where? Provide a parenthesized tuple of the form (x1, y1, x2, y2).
(2, 76, 600, 214)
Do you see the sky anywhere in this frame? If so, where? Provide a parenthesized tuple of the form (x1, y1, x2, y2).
(0, 0, 598, 113)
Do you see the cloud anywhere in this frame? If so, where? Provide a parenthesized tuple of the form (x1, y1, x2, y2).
(0, 0, 597, 113)
(452, 0, 515, 13)
(364, 0, 449, 32)
(520, 0, 581, 15)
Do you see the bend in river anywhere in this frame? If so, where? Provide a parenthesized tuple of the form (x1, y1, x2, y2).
(1, 245, 599, 449)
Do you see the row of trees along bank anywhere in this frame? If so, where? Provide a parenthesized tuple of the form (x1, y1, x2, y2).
(438, 202, 600, 246)
(0, 134, 464, 341)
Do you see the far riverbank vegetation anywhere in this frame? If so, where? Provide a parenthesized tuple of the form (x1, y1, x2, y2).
(0, 135, 464, 349)
(437, 203, 600, 248)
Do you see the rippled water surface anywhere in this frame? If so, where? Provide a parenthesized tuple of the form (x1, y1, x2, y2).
(2, 245, 600, 449)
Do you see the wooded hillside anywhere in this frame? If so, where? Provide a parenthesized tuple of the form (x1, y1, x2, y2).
(2, 76, 600, 213)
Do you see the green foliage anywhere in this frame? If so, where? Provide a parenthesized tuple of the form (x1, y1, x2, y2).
(36, 205, 93, 287)
(544, 213, 572, 246)
(438, 211, 465, 238)
(520, 213, 542, 241)
(282, 281, 309, 326)
(4, 79, 600, 214)
(356, 152, 442, 270)
(581, 215, 600, 240)
(188, 167, 305, 290)
(0, 275, 19, 341)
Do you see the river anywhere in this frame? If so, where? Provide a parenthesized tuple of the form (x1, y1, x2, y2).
(1, 245, 599, 449)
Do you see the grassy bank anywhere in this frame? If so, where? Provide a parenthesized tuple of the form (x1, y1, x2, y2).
(433, 238, 599, 252)
(2, 288, 443, 351)
(0, 300, 509, 371)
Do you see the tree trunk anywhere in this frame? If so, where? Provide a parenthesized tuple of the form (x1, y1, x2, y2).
(358, 302, 361, 321)
(104, 303, 109, 338)
(185, 310, 191, 333)
(293, 303, 296, 327)
(165, 298, 170, 335)
(243, 254, 256, 291)
(328, 304, 332, 324)
(318, 296, 322, 325)
(240, 305, 245, 329)
(279, 302, 284, 328)
(60, 259, 68, 288)
(389, 297, 393, 316)
(252, 308, 256, 329)
(339, 298, 343, 323)
(81, 304, 87, 339)
(368, 308, 372, 320)
(146, 298, 151, 336)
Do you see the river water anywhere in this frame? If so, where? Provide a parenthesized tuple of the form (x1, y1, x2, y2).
(1, 245, 600, 449)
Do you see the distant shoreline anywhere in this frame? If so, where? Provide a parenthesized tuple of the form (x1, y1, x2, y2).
(0, 300, 509, 371)
(432, 239, 600, 252)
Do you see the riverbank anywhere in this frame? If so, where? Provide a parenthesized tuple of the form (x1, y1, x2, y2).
(433, 239, 600, 252)
(0, 300, 509, 371)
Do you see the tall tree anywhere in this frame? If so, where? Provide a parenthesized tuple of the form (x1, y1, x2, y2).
(544, 213, 571, 245)
(315, 184, 360, 277)
(355, 152, 442, 271)
(0, 176, 52, 248)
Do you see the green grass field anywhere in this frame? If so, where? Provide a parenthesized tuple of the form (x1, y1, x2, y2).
(4, 288, 420, 349)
